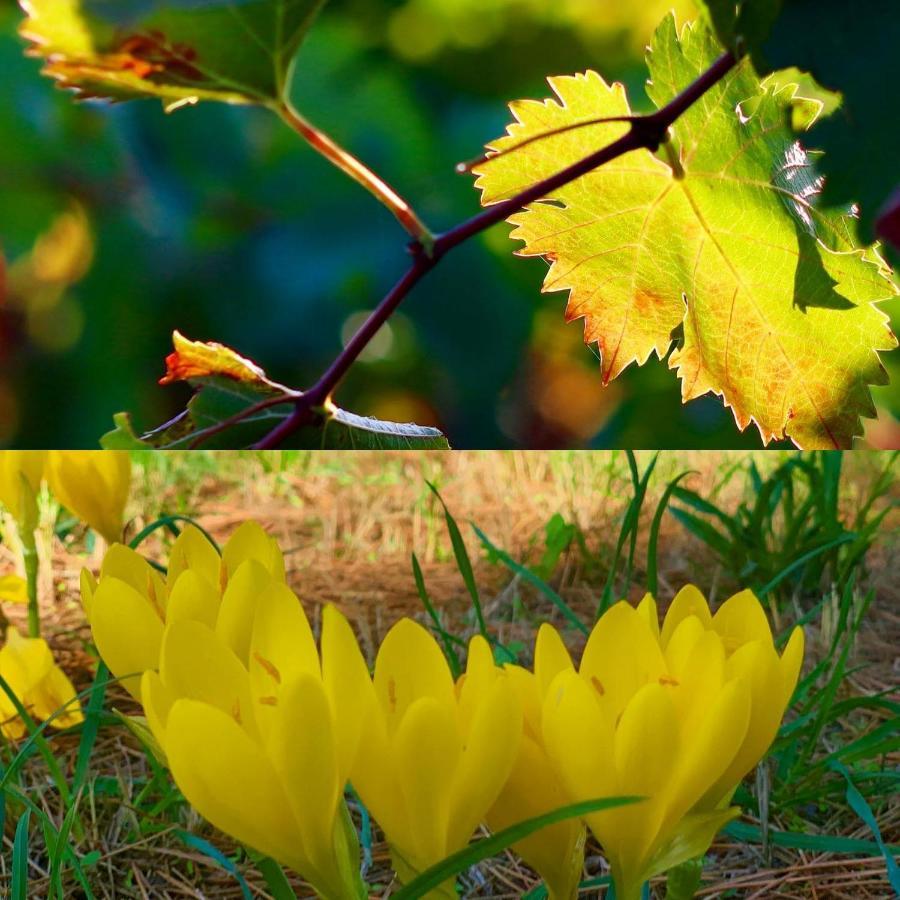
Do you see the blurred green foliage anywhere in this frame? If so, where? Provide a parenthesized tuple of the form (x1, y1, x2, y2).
(1, 0, 897, 448)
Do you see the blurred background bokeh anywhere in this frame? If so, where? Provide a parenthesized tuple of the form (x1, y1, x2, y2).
(2, 0, 898, 448)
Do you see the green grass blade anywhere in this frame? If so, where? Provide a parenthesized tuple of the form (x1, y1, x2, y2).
(426, 482, 488, 639)
(175, 830, 253, 900)
(256, 856, 299, 900)
(73, 661, 109, 792)
(473, 525, 588, 636)
(411, 552, 464, 677)
(392, 796, 642, 899)
(830, 761, 900, 893)
(647, 470, 696, 596)
(129, 514, 221, 551)
(11, 808, 31, 900)
(724, 820, 900, 855)
(756, 533, 856, 598)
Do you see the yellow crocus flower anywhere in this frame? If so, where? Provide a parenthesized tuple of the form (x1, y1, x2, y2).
(0, 451, 46, 526)
(488, 625, 585, 900)
(0, 628, 83, 739)
(141, 591, 370, 900)
(80, 522, 285, 697)
(542, 586, 804, 900)
(46, 451, 131, 544)
(351, 621, 522, 895)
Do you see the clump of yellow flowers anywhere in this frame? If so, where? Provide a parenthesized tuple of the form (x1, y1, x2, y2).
(83, 522, 804, 900)
(0, 451, 131, 740)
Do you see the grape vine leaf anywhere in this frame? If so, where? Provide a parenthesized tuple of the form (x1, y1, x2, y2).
(697, 0, 900, 249)
(18, 0, 327, 109)
(100, 332, 451, 449)
(474, 15, 898, 449)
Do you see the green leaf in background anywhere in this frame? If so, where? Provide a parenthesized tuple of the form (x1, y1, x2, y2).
(697, 0, 899, 249)
(101, 332, 450, 449)
(475, 15, 898, 449)
(19, 0, 327, 109)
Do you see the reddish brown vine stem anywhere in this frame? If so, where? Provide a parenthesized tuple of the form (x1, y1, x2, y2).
(243, 50, 737, 449)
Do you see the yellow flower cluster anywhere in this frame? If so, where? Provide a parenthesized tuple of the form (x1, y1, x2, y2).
(0, 450, 131, 542)
(0, 629, 83, 739)
(83, 523, 804, 900)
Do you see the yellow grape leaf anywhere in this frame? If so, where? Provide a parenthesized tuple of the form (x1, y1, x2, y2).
(19, 0, 327, 109)
(475, 15, 898, 449)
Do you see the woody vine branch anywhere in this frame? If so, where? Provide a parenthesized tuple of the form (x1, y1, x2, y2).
(193, 50, 738, 449)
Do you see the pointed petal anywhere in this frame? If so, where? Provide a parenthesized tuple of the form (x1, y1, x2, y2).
(660, 585, 712, 649)
(91, 577, 164, 698)
(448, 675, 522, 851)
(141, 669, 177, 748)
(268, 673, 345, 892)
(778, 626, 805, 708)
(166, 570, 220, 629)
(160, 621, 257, 739)
(636, 593, 660, 641)
(612, 683, 679, 870)
(580, 602, 668, 720)
(167, 525, 220, 593)
(321, 604, 374, 780)
(216, 559, 274, 665)
(534, 624, 575, 698)
(223, 521, 285, 582)
(488, 734, 585, 900)
(712, 589, 773, 652)
(393, 695, 461, 869)
(165, 699, 306, 871)
(374, 618, 456, 735)
(703, 640, 783, 804)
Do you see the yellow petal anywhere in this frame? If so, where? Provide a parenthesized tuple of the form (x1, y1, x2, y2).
(712, 589, 773, 653)
(222, 521, 285, 582)
(165, 699, 306, 871)
(79, 568, 96, 618)
(703, 640, 783, 804)
(580, 601, 668, 720)
(612, 683, 678, 871)
(505, 664, 542, 740)
(167, 525, 220, 593)
(215, 559, 274, 665)
(660, 585, 712, 649)
(374, 618, 456, 736)
(635, 593, 660, 641)
(447, 675, 522, 849)
(160, 621, 257, 739)
(658, 677, 750, 840)
(666, 628, 726, 738)
(542, 670, 617, 810)
(488, 734, 585, 900)
(458, 635, 499, 731)
(166, 570, 220, 629)
(267, 673, 343, 892)
(534, 624, 575, 699)
(91, 577, 164, 698)
(0, 452, 46, 522)
(141, 669, 177, 748)
(394, 695, 461, 869)
(0, 575, 28, 605)
(47, 451, 130, 544)
(248, 584, 319, 739)
(778, 626, 805, 709)
(31, 662, 84, 729)
(321, 604, 373, 780)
